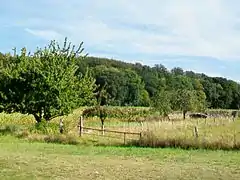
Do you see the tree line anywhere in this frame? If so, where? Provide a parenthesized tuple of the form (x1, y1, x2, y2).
(0, 39, 239, 123)
(79, 56, 240, 109)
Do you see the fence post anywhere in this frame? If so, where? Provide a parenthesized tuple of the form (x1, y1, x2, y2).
(79, 116, 83, 136)
(193, 126, 199, 138)
(233, 131, 236, 148)
(101, 121, 105, 136)
(59, 119, 64, 134)
(141, 121, 144, 131)
(123, 132, 126, 145)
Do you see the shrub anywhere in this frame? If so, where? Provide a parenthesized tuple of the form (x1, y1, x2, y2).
(0, 124, 22, 135)
(29, 120, 59, 135)
(43, 134, 79, 145)
(82, 106, 155, 121)
(16, 130, 30, 138)
(21, 133, 79, 145)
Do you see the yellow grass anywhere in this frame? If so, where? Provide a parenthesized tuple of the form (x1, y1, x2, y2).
(0, 108, 240, 149)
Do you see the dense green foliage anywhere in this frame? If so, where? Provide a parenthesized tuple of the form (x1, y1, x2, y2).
(78, 56, 240, 110)
(0, 38, 239, 122)
(0, 39, 96, 122)
(82, 106, 152, 121)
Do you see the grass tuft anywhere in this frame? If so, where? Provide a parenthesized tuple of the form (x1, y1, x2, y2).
(0, 124, 23, 135)
(43, 134, 79, 145)
(132, 129, 240, 150)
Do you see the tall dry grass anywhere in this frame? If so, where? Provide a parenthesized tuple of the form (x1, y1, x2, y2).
(1, 108, 240, 149)
(128, 117, 240, 150)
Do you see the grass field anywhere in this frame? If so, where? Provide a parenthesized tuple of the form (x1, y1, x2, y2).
(1, 108, 240, 179)
(1, 108, 240, 149)
(1, 135, 240, 180)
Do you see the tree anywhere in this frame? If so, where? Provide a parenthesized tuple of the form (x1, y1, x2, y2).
(123, 69, 148, 106)
(82, 86, 108, 135)
(171, 89, 206, 119)
(58, 52, 240, 110)
(194, 90, 207, 112)
(0, 38, 97, 123)
(92, 65, 148, 106)
(171, 67, 184, 76)
(139, 89, 151, 107)
(92, 65, 126, 106)
(151, 89, 172, 119)
(137, 66, 159, 97)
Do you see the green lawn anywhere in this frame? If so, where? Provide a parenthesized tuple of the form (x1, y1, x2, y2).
(0, 136, 240, 180)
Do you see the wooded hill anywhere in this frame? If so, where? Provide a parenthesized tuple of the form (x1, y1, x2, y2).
(79, 56, 240, 109)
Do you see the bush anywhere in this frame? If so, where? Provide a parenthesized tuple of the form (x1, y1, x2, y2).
(44, 134, 79, 145)
(0, 124, 22, 135)
(16, 130, 30, 138)
(82, 106, 155, 121)
(20, 133, 79, 145)
(29, 120, 59, 135)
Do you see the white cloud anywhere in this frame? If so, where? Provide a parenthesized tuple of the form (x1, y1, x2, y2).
(25, 28, 63, 41)
(2, 0, 240, 81)
(7, 0, 240, 61)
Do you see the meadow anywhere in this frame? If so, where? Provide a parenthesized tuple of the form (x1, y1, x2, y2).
(1, 107, 240, 179)
(1, 135, 240, 180)
(1, 107, 240, 149)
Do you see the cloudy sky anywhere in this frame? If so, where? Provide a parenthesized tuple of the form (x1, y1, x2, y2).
(1, 0, 240, 81)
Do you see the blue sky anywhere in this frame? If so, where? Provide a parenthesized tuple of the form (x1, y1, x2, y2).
(1, 0, 240, 82)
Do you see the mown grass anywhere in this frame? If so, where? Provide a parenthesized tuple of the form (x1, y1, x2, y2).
(1, 135, 240, 180)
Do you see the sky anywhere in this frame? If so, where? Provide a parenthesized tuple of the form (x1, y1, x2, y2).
(1, 0, 240, 82)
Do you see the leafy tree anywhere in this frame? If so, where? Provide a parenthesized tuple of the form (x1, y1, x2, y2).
(0, 52, 5, 68)
(139, 89, 151, 107)
(92, 65, 126, 106)
(136, 66, 159, 97)
(171, 67, 184, 76)
(92, 65, 148, 106)
(123, 69, 147, 106)
(154, 64, 170, 77)
(0, 38, 97, 123)
(171, 89, 206, 119)
(167, 75, 194, 91)
(151, 89, 172, 119)
(36, 51, 240, 110)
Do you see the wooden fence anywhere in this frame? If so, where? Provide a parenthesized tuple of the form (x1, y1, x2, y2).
(78, 116, 142, 144)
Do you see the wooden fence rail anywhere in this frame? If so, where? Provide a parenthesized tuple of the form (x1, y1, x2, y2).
(81, 126, 142, 144)
(82, 126, 141, 135)
(78, 116, 142, 144)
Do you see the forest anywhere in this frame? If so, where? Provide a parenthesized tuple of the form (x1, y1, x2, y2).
(0, 39, 239, 122)
(78, 55, 240, 111)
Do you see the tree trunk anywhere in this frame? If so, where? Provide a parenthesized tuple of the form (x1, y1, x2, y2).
(101, 119, 105, 136)
(164, 114, 170, 121)
(183, 110, 187, 120)
(33, 114, 42, 123)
